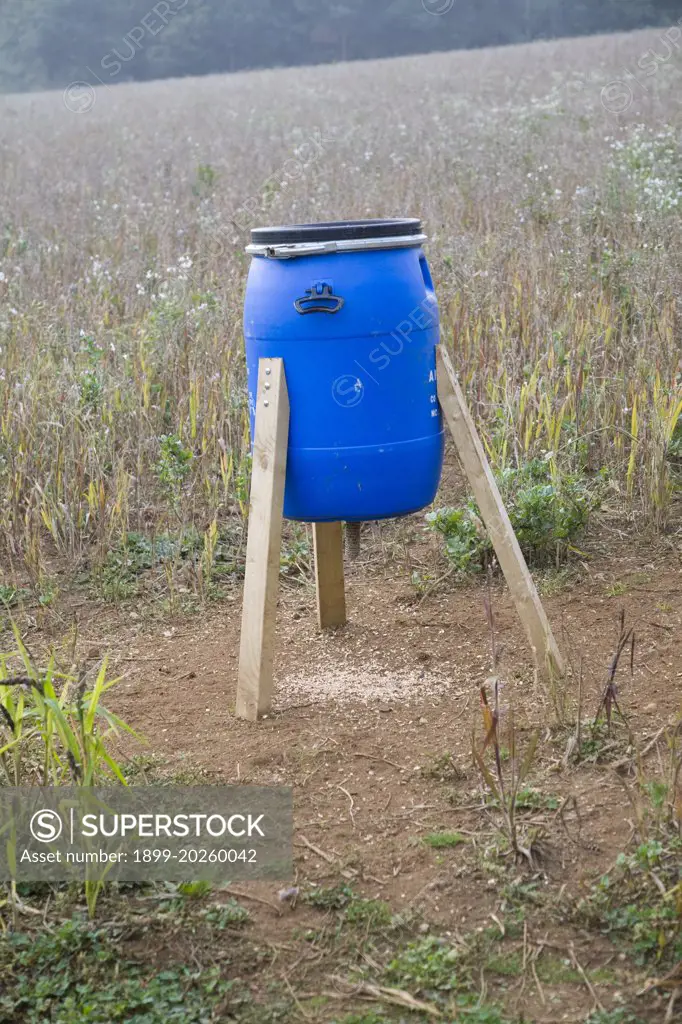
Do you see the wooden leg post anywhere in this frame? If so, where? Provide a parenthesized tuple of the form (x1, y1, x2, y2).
(313, 522, 347, 629)
(436, 346, 565, 677)
(236, 358, 290, 721)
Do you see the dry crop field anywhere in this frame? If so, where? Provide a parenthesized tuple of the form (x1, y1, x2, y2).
(0, 26, 681, 1024)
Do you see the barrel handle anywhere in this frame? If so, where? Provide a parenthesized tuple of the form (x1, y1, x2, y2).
(294, 284, 345, 315)
(419, 253, 435, 294)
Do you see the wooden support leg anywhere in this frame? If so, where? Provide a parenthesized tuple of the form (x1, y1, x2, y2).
(313, 522, 347, 629)
(236, 358, 290, 721)
(436, 346, 565, 678)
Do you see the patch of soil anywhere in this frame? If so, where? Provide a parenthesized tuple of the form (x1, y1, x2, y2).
(6, 515, 680, 1020)
(71, 518, 679, 1021)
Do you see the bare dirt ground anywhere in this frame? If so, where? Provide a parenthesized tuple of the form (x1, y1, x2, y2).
(37, 506, 679, 1023)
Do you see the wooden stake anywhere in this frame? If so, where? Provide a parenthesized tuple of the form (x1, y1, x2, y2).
(313, 522, 347, 629)
(436, 346, 565, 677)
(236, 358, 290, 721)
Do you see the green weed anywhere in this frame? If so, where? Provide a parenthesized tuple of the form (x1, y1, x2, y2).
(203, 899, 250, 929)
(420, 753, 464, 782)
(484, 950, 523, 977)
(577, 839, 682, 967)
(302, 884, 355, 911)
(0, 626, 133, 787)
(177, 880, 212, 900)
(344, 897, 392, 929)
(422, 831, 467, 849)
(0, 585, 27, 608)
(155, 434, 193, 507)
(385, 936, 466, 994)
(0, 919, 240, 1023)
(513, 788, 559, 812)
(584, 1010, 646, 1024)
(427, 459, 601, 574)
(302, 885, 392, 930)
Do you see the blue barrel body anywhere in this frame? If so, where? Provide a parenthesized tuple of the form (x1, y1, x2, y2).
(244, 233, 444, 523)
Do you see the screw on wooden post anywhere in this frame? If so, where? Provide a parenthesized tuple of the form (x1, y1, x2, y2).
(436, 346, 565, 678)
(236, 358, 290, 721)
(313, 522, 347, 629)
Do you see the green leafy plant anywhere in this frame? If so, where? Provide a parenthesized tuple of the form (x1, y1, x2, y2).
(385, 935, 465, 995)
(577, 758, 682, 970)
(0, 625, 134, 787)
(155, 434, 193, 506)
(301, 884, 392, 930)
(427, 459, 600, 574)
(302, 883, 355, 911)
(0, 628, 136, 918)
(0, 919, 237, 1023)
(344, 897, 392, 929)
(425, 506, 487, 574)
(78, 370, 103, 410)
(96, 528, 206, 603)
(584, 1011, 646, 1024)
(279, 527, 311, 581)
(422, 831, 467, 849)
(0, 585, 27, 608)
(203, 899, 250, 929)
(178, 880, 212, 900)
(193, 163, 218, 196)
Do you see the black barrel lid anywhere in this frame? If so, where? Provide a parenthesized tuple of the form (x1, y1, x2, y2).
(250, 219, 422, 247)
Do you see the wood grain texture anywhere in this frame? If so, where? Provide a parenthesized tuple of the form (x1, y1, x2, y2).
(236, 358, 290, 721)
(314, 522, 347, 629)
(436, 346, 565, 677)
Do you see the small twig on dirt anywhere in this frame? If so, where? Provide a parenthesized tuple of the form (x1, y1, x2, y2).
(361, 950, 383, 973)
(638, 960, 682, 994)
(531, 959, 547, 1006)
(281, 974, 313, 1020)
(649, 870, 667, 897)
(297, 835, 338, 864)
(328, 976, 442, 1017)
(336, 783, 356, 829)
(553, 795, 582, 845)
(272, 701, 316, 713)
(9, 893, 46, 918)
(416, 565, 456, 607)
(223, 888, 282, 915)
(610, 725, 668, 770)
(569, 945, 604, 1013)
(490, 912, 505, 937)
(665, 991, 679, 1024)
(532, 1017, 584, 1023)
(41, 894, 52, 928)
(354, 753, 407, 772)
(297, 835, 358, 880)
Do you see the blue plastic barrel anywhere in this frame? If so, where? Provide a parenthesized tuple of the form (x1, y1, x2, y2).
(244, 219, 444, 522)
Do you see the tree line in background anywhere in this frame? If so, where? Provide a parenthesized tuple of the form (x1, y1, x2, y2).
(0, 0, 681, 93)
